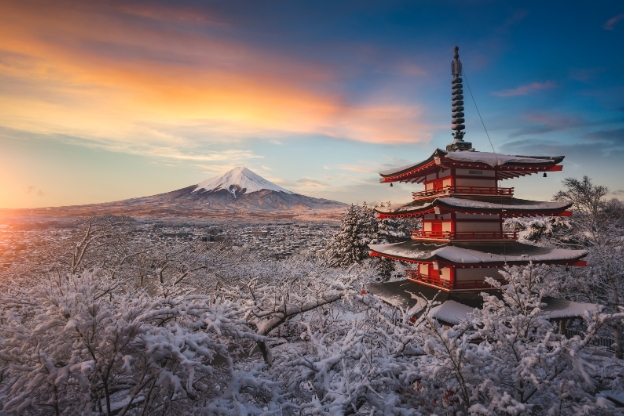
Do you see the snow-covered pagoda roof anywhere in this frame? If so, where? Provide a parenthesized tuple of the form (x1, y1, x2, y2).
(366, 280, 600, 325)
(369, 240, 587, 266)
(379, 149, 565, 183)
(375, 196, 572, 218)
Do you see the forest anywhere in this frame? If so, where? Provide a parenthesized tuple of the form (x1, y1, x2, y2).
(0, 176, 622, 415)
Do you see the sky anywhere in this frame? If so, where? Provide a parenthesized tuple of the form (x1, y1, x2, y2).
(0, 0, 623, 209)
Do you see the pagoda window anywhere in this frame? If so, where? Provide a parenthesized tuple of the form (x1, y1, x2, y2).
(439, 169, 451, 178)
(419, 263, 429, 275)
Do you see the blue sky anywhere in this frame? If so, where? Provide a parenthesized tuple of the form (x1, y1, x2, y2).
(0, 0, 622, 208)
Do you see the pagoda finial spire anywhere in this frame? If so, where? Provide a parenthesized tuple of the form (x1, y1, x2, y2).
(447, 46, 473, 152)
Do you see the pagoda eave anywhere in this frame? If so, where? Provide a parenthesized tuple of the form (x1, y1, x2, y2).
(369, 240, 588, 266)
(378, 149, 564, 184)
(376, 208, 572, 219)
(375, 197, 573, 219)
(366, 280, 601, 323)
(370, 250, 587, 267)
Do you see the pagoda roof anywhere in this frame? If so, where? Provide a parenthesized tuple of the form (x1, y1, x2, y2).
(379, 149, 564, 183)
(375, 196, 572, 218)
(366, 279, 601, 324)
(368, 240, 587, 266)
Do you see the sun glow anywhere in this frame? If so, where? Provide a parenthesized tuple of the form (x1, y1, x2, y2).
(0, 0, 431, 149)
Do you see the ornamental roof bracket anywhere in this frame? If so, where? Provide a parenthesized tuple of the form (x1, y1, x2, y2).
(447, 46, 474, 152)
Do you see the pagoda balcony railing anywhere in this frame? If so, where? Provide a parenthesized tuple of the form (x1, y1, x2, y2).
(406, 270, 506, 290)
(406, 270, 451, 289)
(412, 186, 514, 200)
(411, 230, 518, 241)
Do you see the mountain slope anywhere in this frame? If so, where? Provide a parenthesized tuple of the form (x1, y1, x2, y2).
(15, 167, 347, 220)
(194, 166, 293, 197)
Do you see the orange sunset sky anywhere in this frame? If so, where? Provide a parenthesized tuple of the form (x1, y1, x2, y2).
(1, 0, 623, 208)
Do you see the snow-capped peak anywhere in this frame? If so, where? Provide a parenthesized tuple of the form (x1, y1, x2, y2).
(193, 167, 294, 197)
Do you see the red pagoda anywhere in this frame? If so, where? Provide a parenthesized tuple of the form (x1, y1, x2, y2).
(367, 47, 591, 323)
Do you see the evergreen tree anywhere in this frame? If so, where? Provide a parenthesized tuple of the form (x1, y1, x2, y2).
(329, 202, 416, 280)
(329, 203, 378, 268)
(374, 201, 417, 281)
(375, 201, 414, 243)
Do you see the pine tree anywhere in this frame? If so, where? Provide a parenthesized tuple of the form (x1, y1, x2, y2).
(375, 201, 414, 243)
(329, 203, 378, 268)
(374, 201, 417, 280)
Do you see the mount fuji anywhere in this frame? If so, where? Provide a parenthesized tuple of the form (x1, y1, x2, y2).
(193, 167, 294, 198)
(20, 167, 347, 220)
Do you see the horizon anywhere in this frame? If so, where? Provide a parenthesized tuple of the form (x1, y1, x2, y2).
(1, 1, 623, 209)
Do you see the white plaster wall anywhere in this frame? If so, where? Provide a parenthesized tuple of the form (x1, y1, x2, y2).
(456, 222, 500, 232)
(456, 268, 501, 281)
(455, 178, 497, 187)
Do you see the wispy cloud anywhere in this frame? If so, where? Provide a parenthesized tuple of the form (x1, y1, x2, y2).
(331, 156, 413, 175)
(508, 112, 624, 138)
(492, 81, 556, 97)
(584, 128, 624, 143)
(0, 0, 433, 149)
(296, 178, 330, 188)
(509, 113, 588, 137)
(603, 13, 624, 30)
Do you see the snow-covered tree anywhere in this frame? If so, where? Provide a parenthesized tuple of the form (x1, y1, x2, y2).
(329, 202, 415, 280)
(417, 264, 611, 415)
(375, 201, 414, 244)
(505, 216, 581, 247)
(0, 270, 287, 415)
(328, 204, 378, 268)
(373, 201, 417, 281)
(222, 255, 360, 365)
(274, 292, 426, 415)
(553, 177, 624, 358)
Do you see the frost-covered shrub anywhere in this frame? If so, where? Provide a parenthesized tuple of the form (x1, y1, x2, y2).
(417, 264, 614, 415)
(274, 294, 424, 415)
(0, 271, 284, 415)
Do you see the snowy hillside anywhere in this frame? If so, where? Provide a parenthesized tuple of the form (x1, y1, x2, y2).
(194, 167, 293, 196)
(20, 166, 346, 219)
